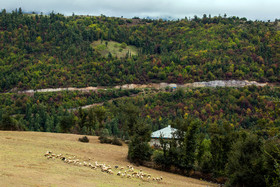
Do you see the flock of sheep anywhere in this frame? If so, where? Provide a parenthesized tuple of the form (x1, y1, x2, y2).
(44, 151, 163, 182)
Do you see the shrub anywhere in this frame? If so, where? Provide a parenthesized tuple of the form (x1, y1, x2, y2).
(99, 135, 122, 146)
(152, 150, 165, 166)
(120, 42, 127, 49)
(100, 136, 112, 144)
(78, 136, 89, 143)
(112, 136, 123, 146)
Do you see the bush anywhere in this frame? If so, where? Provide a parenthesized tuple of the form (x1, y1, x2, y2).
(99, 135, 122, 146)
(78, 136, 89, 143)
(99, 136, 112, 144)
(112, 136, 123, 146)
(152, 150, 165, 166)
(120, 42, 127, 49)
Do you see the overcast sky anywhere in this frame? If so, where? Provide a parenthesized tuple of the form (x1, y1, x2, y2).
(2, 0, 279, 20)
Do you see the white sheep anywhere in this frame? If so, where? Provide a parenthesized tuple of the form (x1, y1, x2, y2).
(44, 151, 51, 157)
(108, 169, 113, 174)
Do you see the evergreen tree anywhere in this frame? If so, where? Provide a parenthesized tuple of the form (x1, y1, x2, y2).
(128, 119, 152, 164)
(226, 133, 265, 187)
(183, 118, 200, 170)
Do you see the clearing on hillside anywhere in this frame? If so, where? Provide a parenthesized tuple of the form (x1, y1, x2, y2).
(91, 40, 139, 58)
(0, 131, 217, 187)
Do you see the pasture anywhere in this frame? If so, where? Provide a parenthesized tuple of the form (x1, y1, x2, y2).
(0, 131, 216, 187)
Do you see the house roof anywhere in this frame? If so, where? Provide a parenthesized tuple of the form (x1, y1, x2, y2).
(151, 125, 178, 139)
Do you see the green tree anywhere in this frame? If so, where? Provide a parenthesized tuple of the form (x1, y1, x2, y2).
(60, 114, 76, 133)
(197, 138, 212, 173)
(226, 133, 265, 187)
(128, 119, 152, 164)
(0, 114, 19, 131)
(183, 118, 200, 170)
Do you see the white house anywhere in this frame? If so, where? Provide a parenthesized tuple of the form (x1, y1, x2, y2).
(150, 125, 178, 147)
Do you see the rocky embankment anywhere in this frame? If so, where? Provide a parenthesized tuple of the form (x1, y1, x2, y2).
(117, 80, 267, 89)
(15, 80, 268, 95)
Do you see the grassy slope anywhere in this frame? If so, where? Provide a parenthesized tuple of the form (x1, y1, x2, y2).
(0, 131, 216, 187)
(91, 40, 138, 58)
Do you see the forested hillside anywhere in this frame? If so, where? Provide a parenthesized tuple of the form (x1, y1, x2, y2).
(0, 9, 279, 92)
(1, 9, 280, 186)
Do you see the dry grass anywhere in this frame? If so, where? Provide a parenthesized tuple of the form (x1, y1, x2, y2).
(0, 131, 217, 187)
(91, 40, 138, 58)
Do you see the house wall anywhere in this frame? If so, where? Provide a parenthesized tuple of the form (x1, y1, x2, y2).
(150, 138, 180, 149)
(150, 139, 161, 147)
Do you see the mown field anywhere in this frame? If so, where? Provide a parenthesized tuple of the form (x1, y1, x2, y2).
(0, 131, 216, 187)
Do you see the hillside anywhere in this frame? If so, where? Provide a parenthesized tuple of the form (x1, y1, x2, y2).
(1, 9, 280, 187)
(0, 131, 216, 187)
(0, 10, 279, 92)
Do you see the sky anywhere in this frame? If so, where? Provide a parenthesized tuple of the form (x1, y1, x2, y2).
(2, 0, 279, 20)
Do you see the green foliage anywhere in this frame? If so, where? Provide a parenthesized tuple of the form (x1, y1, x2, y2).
(78, 136, 89, 143)
(0, 114, 24, 131)
(114, 102, 141, 136)
(0, 10, 279, 92)
(126, 110, 152, 164)
(197, 138, 212, 173)
(153, 150, 165, 166)
(183, 118, 200, 170)
(120, 42, 127, 49)
(99, 136, 112, 144)
(226, 133, 265, 187)
(112, 136, 123, 146)
(60, 113, 76, 133)
(263, 140, 280, 187)
(0, 9, 279, 183)
(100, 128, 110, 137)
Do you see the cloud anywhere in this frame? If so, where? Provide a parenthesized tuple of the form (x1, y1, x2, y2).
(2, 0, 279, 20)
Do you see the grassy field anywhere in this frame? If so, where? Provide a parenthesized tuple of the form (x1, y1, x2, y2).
(91, 40, 139, 58)
(0, 131, 216, 187)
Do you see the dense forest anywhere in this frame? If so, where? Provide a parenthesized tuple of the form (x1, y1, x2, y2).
(0, 9, 279, 92)
(1, 9, 280, 186)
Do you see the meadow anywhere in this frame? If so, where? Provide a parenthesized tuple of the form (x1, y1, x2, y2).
(0, 131, 216, 187)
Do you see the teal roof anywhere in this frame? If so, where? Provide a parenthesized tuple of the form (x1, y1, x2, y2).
(151, 125, 178, 139)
